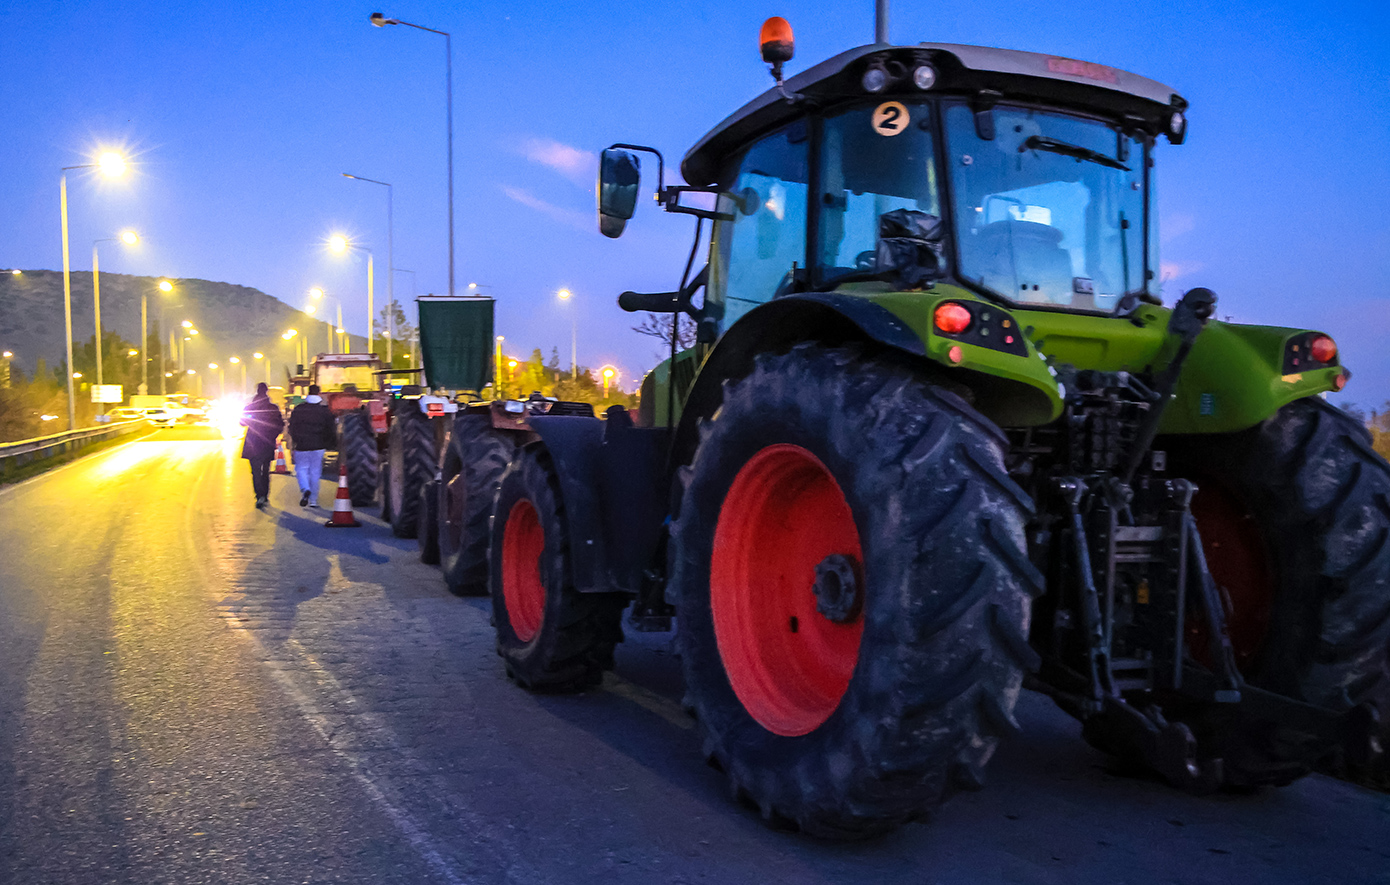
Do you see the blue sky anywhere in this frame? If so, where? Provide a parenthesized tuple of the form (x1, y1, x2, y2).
(2, 0, 1387, 402)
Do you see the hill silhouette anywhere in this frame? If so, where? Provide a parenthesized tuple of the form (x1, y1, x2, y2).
(1, 270, 368, 387)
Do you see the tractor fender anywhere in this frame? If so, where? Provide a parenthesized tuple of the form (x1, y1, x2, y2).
(672, 293, 927, 468)
(674, 292, 1061, 465)
(414, 394, 458, 418)
(525, 412, 672, 596)
(524, 415, 610, 595)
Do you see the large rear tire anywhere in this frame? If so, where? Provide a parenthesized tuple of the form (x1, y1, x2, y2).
(489, 444, 626, 691)
(387, 407, 438, 539)
(1166, 397, 1390, 787)
(438, 414, 514, 596)
(670, 345, 1038, 838)
(337, 409, 379, 508)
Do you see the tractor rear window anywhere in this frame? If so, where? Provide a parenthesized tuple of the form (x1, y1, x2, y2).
(315, 364, 376, 392)
(945, 103, 1148, 312)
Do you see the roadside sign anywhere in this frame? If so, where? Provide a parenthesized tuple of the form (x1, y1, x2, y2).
(91, 384, 123, 403)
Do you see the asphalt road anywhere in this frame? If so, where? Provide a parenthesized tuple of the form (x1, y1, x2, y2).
(0, 428, 1386, 885)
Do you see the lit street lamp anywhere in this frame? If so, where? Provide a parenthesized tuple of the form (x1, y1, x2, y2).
(369, 12, 454, 297)
(397, 268, 419, 365)
(254, 352, 267, 386)
(329, 235, 374, 357)
(283, 328, 304, 369)
(308, 287, 346, 353)
(208, 363, 223, 399)
(60, 149, 126, 429)
(343, 173, 395, 364)
(142, 279, 174, 397)
(91, 229, 139, 418)
(602, 366, 617, 398)
(229, 355, 246, 395)
(495, 335, 504, 397)
(557, 288, 577, 379)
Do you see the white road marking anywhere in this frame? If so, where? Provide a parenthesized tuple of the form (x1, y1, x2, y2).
(184, 455, 525, 885)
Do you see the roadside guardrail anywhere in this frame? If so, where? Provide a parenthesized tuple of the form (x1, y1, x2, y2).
(0, 419, 150, 481)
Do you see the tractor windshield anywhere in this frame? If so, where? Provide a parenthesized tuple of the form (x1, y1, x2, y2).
(945, 103, 1149, 312)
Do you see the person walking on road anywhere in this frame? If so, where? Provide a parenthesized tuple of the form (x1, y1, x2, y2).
(240, 382, 284, 510)
(288, 384, 334, 509)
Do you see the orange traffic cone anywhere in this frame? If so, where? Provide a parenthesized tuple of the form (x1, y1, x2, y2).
(324, 461, 360, 528)
(273, 438, 291, 474)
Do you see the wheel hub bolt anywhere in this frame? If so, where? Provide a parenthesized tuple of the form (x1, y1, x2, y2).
(812, 553, 862, 624)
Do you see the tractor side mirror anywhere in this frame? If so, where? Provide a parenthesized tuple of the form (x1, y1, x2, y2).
(597, 149, 641, 238)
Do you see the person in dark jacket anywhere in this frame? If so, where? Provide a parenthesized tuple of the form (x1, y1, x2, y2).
(240, 382, 285, 509)
(288, 384, 335, 508)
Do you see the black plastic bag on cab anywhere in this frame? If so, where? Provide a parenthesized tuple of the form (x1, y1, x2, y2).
(876, 209, 945, 289)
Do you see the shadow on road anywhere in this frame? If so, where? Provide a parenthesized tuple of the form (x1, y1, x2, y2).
(270, 505, 392, 564)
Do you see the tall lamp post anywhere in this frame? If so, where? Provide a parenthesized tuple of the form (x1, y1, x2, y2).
(556, 288, 577, 380)
(229, 356, 246, 396)
(308, 287, 347, 354)
(254, 352, 267, 387)
(396, 268, 418, 366)
(180, 320, 195, 372)
(60, 150, 127, 429)
(494, 335, 504, 397)
(143, 279, 174, 396)
(91, 228, 139, 418)
(283, 329, 301, 373)
(329, 235, 374, 356)
(343, 173, 395, 364)
(369, 12, 454, 296)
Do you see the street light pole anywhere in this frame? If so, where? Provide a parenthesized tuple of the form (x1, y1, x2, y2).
(60, 153, 127, 428)
(59, 174, 76, 429)
(91, 243, 103, 414)
(328, 237, 373, 357)
(140, 289, 148, 395)
(369, 13, 453, 296)
(557, 288, 577, 379)
(396, 268, 418, 366)
(343, 173, 394, 364)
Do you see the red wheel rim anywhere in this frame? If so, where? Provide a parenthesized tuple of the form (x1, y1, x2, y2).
(710, 444, 864, 737)
(1189, 481, 1274, 670)
(501, 499, 545, 642)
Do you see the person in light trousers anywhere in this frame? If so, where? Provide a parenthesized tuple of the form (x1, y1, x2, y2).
(288, 384, 335, 508)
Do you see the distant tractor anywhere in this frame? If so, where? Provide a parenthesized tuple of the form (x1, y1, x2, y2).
(439, 18, 1388, 839)
(287, 352, 390, 507)
(375, 295, 496, 540)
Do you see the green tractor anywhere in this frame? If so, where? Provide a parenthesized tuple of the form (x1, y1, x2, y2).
(461, 20, 1389, 837)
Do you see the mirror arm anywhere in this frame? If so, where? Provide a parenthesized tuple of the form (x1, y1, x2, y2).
(661, 185, 735, 221)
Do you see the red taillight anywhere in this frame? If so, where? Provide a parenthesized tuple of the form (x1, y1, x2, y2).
(1310, 335, 1337, 363)
(934, 302, 973, 334)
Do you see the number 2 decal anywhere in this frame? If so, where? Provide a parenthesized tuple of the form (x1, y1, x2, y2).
(871, 101, 909, 136)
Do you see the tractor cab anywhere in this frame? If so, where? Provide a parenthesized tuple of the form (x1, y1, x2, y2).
(603, 38, 1185, 335)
